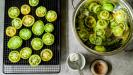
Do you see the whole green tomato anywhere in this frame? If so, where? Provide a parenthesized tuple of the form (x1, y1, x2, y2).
(32, 20, 45, 36)
(19, 28, 32, 40)
(8, 36, 23, 49)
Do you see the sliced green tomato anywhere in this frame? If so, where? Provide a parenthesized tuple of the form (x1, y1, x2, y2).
(12, 18, 22, 29)
(6, 26, 16, 37)
(94, 28, 105, 36)
(88, 2, 98, 11)
(44, 23, 54, 33)
(36, 6, 47, 17)
(102, 3, 114, 12)
(21, 4, 31, 15)
(7, 36, 23, 49)
(22, 15, 35, 27)
(96, 19, 108, 29)
(8, 7, 20, 18)
(32, 20, 45, 35)
(78, 30, 89, 42)
(93, 5, 101, 13)
(42, 33, 55, 45)
(8, 51, 20, 63)
(19, 28, 32, 40)
(29, 0, 39, 7)
(113, 9, 127, 23)
(46, 10, 57, 22)
(99, 10, 110, 20)
(29, 54, 41, 67)
(110, 21, 117, 29)
(89, 34, 103, 45)
(31, 38, 43, 50)
(20, 47, 32, 59)
(112, 26, 124, 37)
(94, 46, 106, 52)
(85, 16, 96, 28)
(40, 49, 53, 61)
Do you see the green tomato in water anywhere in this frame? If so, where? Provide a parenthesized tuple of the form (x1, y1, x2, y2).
(42, 33, 55, 45)
(8, 51, 20, 63)
(89, 34, 103, 45)
(12, 18, 22, 29)
(36, 6, 47, 17)
(29, 54, 41, 67)
(46, 10, 57, 22)
(102, 3, 114, 12)
(29, 0, 39, 7)
(112, 26, 124, 37)
(8, 36, 23, 49)
(44, 23, 54, 33)
(98, 10, 110, 20)
(8, 7, 20, 18)
(96, 19, 108, 29)
(94, 46, 106, 52)
(31, 38, 43, 50)
(20, 47, 32, 59)
(19, 28, 32, 40)
(113, 9, 127, 23)
(32, 20, 45, 36)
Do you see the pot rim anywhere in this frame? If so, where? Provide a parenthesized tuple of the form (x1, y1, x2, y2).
(72, 0, 133, 56)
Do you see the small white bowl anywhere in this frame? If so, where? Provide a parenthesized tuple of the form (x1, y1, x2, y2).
(66, 53, 86, 71)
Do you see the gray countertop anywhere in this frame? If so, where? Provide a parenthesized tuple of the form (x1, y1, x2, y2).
(1, 0, 133, 75)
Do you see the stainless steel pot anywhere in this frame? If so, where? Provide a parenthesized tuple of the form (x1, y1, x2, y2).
(72, 0, 133, 55)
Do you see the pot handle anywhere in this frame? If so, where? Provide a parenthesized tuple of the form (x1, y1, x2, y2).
(71, 0, 83, 9)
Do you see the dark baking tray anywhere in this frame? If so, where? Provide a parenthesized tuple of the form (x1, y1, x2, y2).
(3, 0, 61, 74)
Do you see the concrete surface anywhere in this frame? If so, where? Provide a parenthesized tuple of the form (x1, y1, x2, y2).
(0, 0, 133, 75)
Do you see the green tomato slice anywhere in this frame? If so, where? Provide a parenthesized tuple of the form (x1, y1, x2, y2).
(85, 16, 96, 28)
(78, 30, 89, 42)
(6, 26, 16, 37)
(88, 2, 98, 11)
(103, 3, 114, 12)
(20, 47, 32, 59)
(93, 5, 101, 13)
(29, 54, 41, 67)
(36, 6, 47, 17)
(31, 38, 43, 50)
(112, 26, 124, 37)
(89, 34, 103, 45)
(29, 0, 39, 7)
(96, 19, 108, 29)
(22, 15, 35, 27)
(21, 4, 31, 15)
(46, 10, 57, 22)
(32, 20, 45, 35)
(113, 9, 127, 23)
(94, 46, 106, 52)
(12, 18, 22, 29)
(19, 28, 32, 40)
(7, 36, 23, 49)
(8, 51, 20, 63)
(99, 10, 110, 20)
(44, 23, 54, 33)
(42, 33, 55, 45)
(40, 49, 53, 61)
(8, 7, 20, 18)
